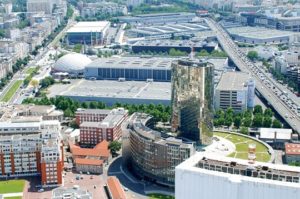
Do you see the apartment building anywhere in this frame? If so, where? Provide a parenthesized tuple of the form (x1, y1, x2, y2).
(0, 130, 63, 186)
(27, 0, 53, 14)
(75, 109, 111, 125)
(80, 2, 128, 18)
(0, 104, 64, 122)
(79, 108, 128, 146)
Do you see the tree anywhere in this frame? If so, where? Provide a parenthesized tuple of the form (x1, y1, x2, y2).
(234, 116, 242, 128)
(0, 29, 5, 38)
(264, 108, 274, 117)
(252, 114, 263, 127)
(253, 105, 263, 115)
(40, 76, 55, 88)
(240, 126, 249, 135)
(263, 116, 272, 128)
(247, 51, 258, 61)
(243, 117, 252, 127)
(244, 109, 252, 118)
(30, 79, 39, 88)
(215, 109, 225, 118)
(224, 117, 233, 127)
(169, 48, 186, 56)
(109, 141, 122, 155)
(197, 49, 210, 57)
(73, 44, 82, 53)
(272, 119, 282, 128)
(64, 108, 73, 117)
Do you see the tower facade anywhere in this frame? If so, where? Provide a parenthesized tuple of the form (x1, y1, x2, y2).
(171, 59, 214, 145)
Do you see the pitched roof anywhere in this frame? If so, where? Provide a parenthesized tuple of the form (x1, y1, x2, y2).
(107, 176, 126, 199)
(70, 140, 110, 158)
(74, 158, 103, 166)
(95, 140, 109, 150)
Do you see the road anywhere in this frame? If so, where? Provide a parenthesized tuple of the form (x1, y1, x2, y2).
(205, 18, 300, 133)
(6, 7, 79, 105)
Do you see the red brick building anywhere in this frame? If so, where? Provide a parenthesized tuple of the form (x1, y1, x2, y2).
(70, 140, 110, 174)
(79, 108, 128, 146)
(75, 109, 111, 125)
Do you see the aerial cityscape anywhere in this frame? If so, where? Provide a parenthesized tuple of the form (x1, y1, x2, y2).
(1, 0, 300, 198)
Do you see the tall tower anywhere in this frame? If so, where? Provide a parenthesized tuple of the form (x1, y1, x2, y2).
(171, 58, 214, 145)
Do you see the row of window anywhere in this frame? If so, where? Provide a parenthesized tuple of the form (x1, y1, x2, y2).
(96, 68, 171, 81)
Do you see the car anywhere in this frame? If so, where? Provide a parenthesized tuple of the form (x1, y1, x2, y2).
(124, 187, 129, 191)
(38, 188, 44, 193)
(76, 175, 80, 180)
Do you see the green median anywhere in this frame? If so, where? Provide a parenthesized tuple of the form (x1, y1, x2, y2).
(0, 80, 23, 102)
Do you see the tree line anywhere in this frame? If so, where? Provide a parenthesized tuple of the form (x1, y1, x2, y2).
(23, 96, 171, 123)
(214, 105, 282, 129)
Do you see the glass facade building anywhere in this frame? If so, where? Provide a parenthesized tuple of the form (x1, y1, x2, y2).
(171, 59, 214, 145)
(67, 32, 103, 45)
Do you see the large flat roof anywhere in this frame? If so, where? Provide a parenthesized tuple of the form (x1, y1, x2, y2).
(177, 152, 300, 187)
(133, 39, 216, 48)
(260, 128, 292, 140)
(67, 21, 110, 33)
(227, 26, 298, 39)
(86, 57, 173, 70)
(48, 79, 171, 101)
(216, 72, 250, 91)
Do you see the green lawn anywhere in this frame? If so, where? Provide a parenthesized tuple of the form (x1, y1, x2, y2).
(1, 80, 23, 102)
(0, 180, 25, 194)
(25, 67, 36, 74)
(148, 194, 175, 199)
(5, 197, 22, 199)
(214, 132, 271, 162)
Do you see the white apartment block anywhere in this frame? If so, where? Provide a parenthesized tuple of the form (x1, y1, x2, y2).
(0, 120, 61, 135)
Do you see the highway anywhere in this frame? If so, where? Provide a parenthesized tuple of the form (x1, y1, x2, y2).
(205, 18, 300, 133)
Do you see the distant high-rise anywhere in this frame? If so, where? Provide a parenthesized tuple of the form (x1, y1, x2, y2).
(171, 59, 214, 145)
(27, 0, 53, 14)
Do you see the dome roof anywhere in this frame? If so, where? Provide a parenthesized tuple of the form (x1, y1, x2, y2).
(53, 53, 92, 73)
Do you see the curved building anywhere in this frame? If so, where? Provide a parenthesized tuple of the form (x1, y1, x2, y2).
(171, 59, 214, 145)
(53, 53, 92, 75)
(123, 113, 195, 186)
